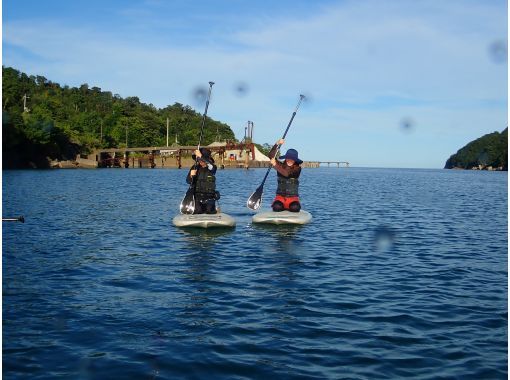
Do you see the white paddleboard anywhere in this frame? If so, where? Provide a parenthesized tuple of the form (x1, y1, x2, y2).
(252, 210, 312, 225)
(173, 213, 236, 228)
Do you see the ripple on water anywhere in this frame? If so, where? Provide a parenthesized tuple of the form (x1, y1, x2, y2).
(2, 168, 507, 379)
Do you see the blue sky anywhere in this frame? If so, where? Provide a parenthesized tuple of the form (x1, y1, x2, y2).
(2, 0, 507, 168)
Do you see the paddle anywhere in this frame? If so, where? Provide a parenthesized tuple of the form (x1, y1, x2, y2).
(180, 81, 215, 214)
(247, 94, 305, 210)
(2, 216, 25, 223)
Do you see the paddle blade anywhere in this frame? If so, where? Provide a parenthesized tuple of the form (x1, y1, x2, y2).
(180, 189, 195, 214)
(247, 186, 263, 210)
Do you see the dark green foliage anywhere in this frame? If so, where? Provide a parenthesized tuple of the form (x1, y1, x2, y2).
(444, 128, 508, 170)
(2, 66, 235, 168)
(255, 143, 272, 156)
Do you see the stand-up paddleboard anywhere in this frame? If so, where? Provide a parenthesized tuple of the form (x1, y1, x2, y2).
(173, 213, 236, 228)
(252, 210, 312, 225)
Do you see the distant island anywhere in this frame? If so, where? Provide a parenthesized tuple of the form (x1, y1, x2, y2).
(444, 128, 507, 171)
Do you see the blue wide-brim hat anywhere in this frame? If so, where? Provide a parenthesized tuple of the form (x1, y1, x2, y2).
(279, 148, 302, 164)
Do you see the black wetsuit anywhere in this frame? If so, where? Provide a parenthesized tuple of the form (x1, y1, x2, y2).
(186, 160, 218, 214)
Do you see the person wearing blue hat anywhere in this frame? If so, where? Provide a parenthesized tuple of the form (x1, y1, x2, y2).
(268, 139, 303, 212)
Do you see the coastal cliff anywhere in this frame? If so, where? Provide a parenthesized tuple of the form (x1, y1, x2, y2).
(444, 128, 507, 170)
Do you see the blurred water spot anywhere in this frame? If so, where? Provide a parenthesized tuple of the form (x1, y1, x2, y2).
(234, 82, 249, 97)
(53, 316, 68, 330)
(373, 226, 396, 252)
(78, 357, 93, 378)
(477, 151, 489, 166)
(400, 117, 415, 133)
(301, 92, 313, 105)
(488, 40, 507, 64)
(191, 86, 208, 107)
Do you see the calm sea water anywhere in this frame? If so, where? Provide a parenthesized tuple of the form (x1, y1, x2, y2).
(2, 167, 507, 379)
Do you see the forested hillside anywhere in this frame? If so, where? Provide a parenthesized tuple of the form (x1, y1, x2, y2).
(444, 128, 507, 170)
(2, 66, 235, 168)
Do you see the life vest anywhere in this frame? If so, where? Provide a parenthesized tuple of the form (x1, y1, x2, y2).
(195, 168, 216, 197)
(276, 177, 299, 197)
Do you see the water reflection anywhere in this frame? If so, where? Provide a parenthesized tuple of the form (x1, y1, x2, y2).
(251, 223, 303, 242)
(174, 228, 234, 342)
(176, 228, 234, 252)
(181, 248, 215, 330)
(257, 224, 305, 333)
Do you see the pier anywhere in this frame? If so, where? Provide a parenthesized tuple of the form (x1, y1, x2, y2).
(303, 161, 349, 168)
(82, 142, 270, 169)
(55, 144, 349, 170)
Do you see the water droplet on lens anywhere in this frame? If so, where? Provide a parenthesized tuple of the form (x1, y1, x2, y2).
(477, 151, 489, 166)
(53, 316, 67, 330)
(301, 92, 313, 105)
(488, 40, 507, 64)
(192, 86, 208, 106)
(234, 82, 249, 97)
(400, 117, 415, 133)
(78, 357, 92, 377)
(373, 226, 396, 252)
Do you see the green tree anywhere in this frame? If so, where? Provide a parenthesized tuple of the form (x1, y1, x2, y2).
(445, 128, 508, 170)
(2, 66, 237, 168)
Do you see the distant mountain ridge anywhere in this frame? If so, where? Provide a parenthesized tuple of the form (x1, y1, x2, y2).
(2, 66, 236, 168)
(444, 128, 507, 170)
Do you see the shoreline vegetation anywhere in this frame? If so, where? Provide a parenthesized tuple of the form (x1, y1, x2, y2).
(444, 128, 507, 171)
(3, 66, 506, 171)
(2, 66, 274, 169)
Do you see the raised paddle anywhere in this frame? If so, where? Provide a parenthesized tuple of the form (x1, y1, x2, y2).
(180, 81, 215, 214)
(247, 94, 305, 210)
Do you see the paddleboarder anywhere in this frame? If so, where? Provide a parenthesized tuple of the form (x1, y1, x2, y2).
(186, 148, 219, 214)
(268, 139, 302, 212)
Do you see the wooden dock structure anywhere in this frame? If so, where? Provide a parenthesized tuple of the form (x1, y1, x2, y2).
(84, 142, 266, 169)
(57, 144, 349, 169)
(303, 161, 349, 168)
